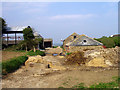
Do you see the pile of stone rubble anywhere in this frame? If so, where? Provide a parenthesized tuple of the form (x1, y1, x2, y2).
(84, 46, 119, 67)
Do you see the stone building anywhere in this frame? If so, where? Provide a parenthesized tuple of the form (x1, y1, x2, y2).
(63, 33, 103, 52)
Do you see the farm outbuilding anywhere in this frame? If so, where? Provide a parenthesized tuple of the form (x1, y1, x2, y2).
(43, 38, 53, 48)
(2, 26, 53, 49)
(63, 33, 103, 52)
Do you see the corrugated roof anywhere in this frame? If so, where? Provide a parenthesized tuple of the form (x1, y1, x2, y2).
(7, 26, 28, 31)
(6, 26, 43, 38)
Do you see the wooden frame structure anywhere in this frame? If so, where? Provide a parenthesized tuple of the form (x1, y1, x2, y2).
(2, 31, 23, 45)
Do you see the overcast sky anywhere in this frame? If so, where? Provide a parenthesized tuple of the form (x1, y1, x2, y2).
(2, 2, 118, 45)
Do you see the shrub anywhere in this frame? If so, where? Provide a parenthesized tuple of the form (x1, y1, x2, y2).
(26, 50, 45, 56)
(1, 56, 28, 75)
(95, 36, 120, 48)
(53, 46, 58, 48)
(65, 51, 86, 65)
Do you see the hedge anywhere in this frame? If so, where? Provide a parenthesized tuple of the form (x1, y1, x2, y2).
(1, 56, 28, 75)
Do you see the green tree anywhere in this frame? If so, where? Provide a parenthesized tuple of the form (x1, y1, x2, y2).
(34, 38, 43, 49)
(23, 27, 35, 51)
(23, 27, 35, 40)
(0, 17, 7, 49)
(112, 36, 120, 46)
(13, 27, 43, 51)
(0, 17, 7, 34)
(95, 36, 116, 48)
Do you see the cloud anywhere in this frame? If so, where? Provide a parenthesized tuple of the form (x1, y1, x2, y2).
(23, 2, 50, 13)
(50, 14, 95, 20)
(2, 2, 51, 14)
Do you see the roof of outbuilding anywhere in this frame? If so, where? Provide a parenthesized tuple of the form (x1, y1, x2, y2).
(4, 26, 43, 38)
(69, 35, 103, 46)
(6, 26, 28, 31)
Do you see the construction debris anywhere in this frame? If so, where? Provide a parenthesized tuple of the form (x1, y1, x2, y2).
(84, 47, 119, 67)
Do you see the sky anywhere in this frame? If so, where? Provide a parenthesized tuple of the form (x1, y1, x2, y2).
(2, 2, 118, 45)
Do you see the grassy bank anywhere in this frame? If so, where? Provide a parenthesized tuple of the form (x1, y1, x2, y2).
(1, 56, 28, 75)
(1, 50, 46, 75)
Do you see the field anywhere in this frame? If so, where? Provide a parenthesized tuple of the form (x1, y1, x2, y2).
(2, 51, 26, 61)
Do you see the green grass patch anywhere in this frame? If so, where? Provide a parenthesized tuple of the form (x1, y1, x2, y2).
(72, 83, 87, 89)
(53, 46, 58, 48)
(26, 50, 45, 56)
(66, 52, 72, 55)
(1, 56, 28, 75)
(89, 82, 119, 88)
(59, 76, 120, 89)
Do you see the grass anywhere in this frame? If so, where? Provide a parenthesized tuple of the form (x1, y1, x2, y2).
(26, 50, 45, 56)
(53, 46, 58, 48)
(66, 52, 72, 55)
(73, 83, 87, 89)
(1, 56, 28, 75)
(59, 76, 120, 89)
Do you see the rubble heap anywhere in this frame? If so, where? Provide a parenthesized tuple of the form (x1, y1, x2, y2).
(84, 46, 119, 67)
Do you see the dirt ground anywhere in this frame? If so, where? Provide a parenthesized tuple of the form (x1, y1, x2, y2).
(45, 47, 63, 54)
(1, 47, 119, 88)
(2, 51, 26, 61)
(2, 64, 118, 88)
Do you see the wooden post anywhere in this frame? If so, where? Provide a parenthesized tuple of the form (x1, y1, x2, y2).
(51, 40, 53, 48)
(38, 43, 39, 50)
(43, 38, 44, 49)
(7, 33, 8, 46)
(15, 33, 16, 44)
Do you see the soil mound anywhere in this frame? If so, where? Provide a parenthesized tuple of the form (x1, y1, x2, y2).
(65, 51, 86, 65)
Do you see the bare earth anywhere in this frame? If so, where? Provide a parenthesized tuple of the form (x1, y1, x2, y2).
(2, 47, 119, 88)
(2, 65, 118, 88)
(2, 51, 26, 61)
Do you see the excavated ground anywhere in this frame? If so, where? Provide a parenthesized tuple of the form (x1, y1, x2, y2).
(2, 47, 119, 88)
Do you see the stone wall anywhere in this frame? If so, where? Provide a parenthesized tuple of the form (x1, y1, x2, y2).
(68, 46, 103, 52)
(63, 33, 79, 49)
